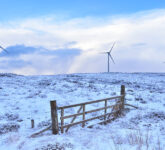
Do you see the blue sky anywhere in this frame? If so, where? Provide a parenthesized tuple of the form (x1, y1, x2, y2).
(0, 0, 165, 74)
(1, 0, 165, 21)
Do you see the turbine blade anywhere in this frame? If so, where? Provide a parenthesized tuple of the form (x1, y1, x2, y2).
(109, 42, 116, 53)
(109, 54, 115, 64)
(0, 45, 8, 53)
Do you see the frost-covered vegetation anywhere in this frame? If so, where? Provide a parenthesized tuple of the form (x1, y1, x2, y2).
(0, 73, 165, 150)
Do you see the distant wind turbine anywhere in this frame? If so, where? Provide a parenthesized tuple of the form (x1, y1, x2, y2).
(0, 45, 8, 53)
(101, 42, 115, 73)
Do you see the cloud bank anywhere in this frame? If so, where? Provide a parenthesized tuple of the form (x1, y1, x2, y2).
(0, 9, 165, 75)
(0, 45, 81, 75)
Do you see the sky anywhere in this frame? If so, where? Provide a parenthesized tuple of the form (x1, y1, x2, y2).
(0, 0, 165, 75)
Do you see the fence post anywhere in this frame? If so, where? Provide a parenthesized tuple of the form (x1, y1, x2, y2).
(120, 85, 125, 110)
(31, 119, 34, 128)
(50, 100, 59, 135)
(82, 104, 85, 127)
(61, 108, 64, 133)
(104, 100, 107, 121)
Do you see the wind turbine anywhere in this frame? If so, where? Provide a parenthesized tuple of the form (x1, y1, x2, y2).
(0, 45, 8, 53)
(101, 42, 115, 73)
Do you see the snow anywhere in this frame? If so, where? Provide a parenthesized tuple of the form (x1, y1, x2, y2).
(0, 72, 165, 150)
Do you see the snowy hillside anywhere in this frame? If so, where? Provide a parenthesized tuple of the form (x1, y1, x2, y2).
(0, 73, 165, 150)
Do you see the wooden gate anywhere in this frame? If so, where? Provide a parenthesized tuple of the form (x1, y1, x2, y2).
(50, 85, 125, 134)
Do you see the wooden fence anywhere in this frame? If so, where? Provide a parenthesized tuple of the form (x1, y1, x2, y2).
(50, 85, 125, 134)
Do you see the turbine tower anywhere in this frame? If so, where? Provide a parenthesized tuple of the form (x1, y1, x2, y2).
(101, 42, 115, 73)
(0, 45, 8, 53)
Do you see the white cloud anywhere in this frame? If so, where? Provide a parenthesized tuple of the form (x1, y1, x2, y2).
(0, 9, 165, 74)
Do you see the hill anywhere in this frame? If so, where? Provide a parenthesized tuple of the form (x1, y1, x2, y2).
(0, 73, 165, 150)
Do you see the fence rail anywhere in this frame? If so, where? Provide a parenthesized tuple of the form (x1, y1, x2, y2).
(58, 95, 123, 109)
(61, 104, 117, 119)
(50, 85, 125, 134)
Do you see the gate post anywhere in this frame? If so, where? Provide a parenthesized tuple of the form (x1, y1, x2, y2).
(50, 100, 59, 134)
(120, 85, 125, 110)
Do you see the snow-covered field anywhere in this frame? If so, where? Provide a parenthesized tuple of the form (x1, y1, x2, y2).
(0, 72, 165, 150)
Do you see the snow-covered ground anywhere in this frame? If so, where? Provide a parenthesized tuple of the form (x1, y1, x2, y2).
(0, 72, 165, 150)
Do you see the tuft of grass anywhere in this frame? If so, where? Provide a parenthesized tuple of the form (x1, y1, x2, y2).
(35, 142, 73, 150)
(110, 129, 163, 150)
